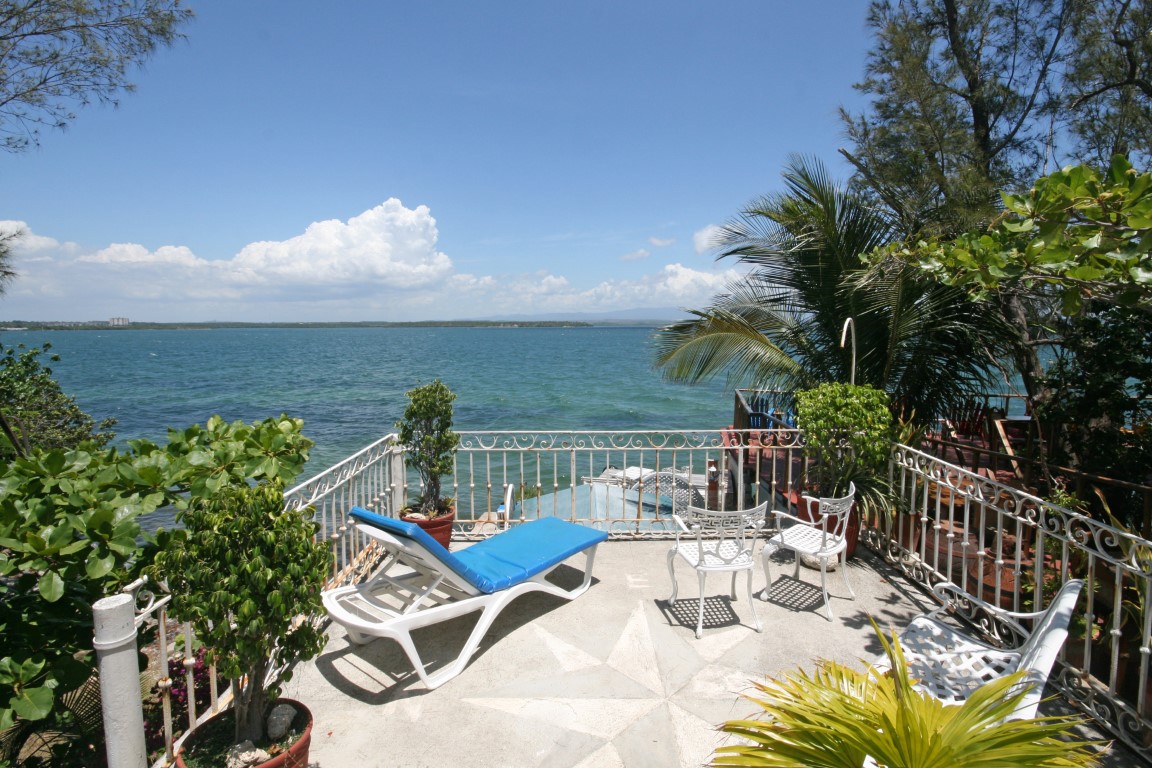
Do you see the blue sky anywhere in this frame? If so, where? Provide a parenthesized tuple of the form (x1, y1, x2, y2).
(1, 1, 872, 322)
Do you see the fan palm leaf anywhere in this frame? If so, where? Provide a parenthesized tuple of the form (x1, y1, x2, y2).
(655, 155, 1018, 423)
(711, 624, 1106, 767)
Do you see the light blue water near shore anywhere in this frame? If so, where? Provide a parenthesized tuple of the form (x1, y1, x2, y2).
(0, 326, 734, 473)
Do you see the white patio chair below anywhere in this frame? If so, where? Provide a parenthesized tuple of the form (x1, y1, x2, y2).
(760, 482, 856, 621)
(667, 501, 769, 638)
(874, 578, 1084, 720)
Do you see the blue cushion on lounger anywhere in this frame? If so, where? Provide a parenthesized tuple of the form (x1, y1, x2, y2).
(349, 507, 607, 594)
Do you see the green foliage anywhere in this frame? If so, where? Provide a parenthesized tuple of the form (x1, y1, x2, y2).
(0, 413, 314, 745)
(896, 157, 1152, 315)
(395, 380, 459, 516)
(0, 343, 116, 460)
(711, 623, 1105, 767)
(653, 157, 1015, 425)
(0, 445, 163, 733)
(796, 383, 895, 524)
(796, 383, 892, 496)
(1034, 301, 1152, 492)
(149, 480, 330, 745)
(0, 0, 194, 152)
(842, 0, 1071, 233)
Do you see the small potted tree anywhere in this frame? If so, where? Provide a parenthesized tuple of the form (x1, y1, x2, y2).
(795, 382, 895, 559)
(150, 479, 332, 767)
(396, 379, 460, 549)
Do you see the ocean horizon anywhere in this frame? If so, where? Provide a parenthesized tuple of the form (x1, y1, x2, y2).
(1, 325, 735, 474)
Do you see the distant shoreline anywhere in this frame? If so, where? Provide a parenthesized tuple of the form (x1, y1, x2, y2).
(0, 320, 628, 331)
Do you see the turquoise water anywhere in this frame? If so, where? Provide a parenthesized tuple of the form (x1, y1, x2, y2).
(0, 326, 734, 472)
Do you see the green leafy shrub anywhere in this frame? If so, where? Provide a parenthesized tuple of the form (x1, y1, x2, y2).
(395, 380, 459, 517)
(149, 479, 331, 746)
(0, 343, 115, 460)
(795, 382, 896, 522)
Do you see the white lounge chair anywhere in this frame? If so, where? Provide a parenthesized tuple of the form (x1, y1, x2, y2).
(874, 578, 1084, 720)
(667, 501, 769, 638)
(761, 482, 856, 621)
(322, 507, 608, 690)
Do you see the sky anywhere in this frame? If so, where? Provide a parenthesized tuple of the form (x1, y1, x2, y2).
(0, 1, 874, 323)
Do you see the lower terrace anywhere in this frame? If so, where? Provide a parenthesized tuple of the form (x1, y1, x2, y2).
(126, 427, 1152, 766)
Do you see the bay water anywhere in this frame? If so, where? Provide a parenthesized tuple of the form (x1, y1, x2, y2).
(1, 326, 734, 475)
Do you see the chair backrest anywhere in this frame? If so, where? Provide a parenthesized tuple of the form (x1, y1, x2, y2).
(637, 469, 703, 515)
(679, 501, 769, 567)
(800, 482, 856, 547)
(1008, 578, 1083, 719)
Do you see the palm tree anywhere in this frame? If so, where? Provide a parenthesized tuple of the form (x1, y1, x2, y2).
(654, 155, 1015, 422)
(710, 625, 1105, 767)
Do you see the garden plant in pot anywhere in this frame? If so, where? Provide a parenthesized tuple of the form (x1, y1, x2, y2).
(794, 382, 895, 560)
(396, 379, 460, 550)
(150, 479, 332, 768)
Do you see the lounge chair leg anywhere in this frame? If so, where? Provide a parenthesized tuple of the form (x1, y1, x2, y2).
(666, 548, 679, 604)
(730, 571, 738, 601)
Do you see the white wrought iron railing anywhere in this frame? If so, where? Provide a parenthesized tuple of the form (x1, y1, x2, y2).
(96, 429, 1152, 765)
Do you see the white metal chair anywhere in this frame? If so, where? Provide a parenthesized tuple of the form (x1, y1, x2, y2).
(761, 482, 856, 621)
(874, 579, 1084, 720)
(667, 501, 769, 638)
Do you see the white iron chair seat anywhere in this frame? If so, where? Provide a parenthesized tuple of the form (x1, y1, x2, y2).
(873, 578, 1084, 720)
(674, 538, 756, 571)
(761, 483, 855, 621)
(667, 501, 769, 638)
(890, 614, 1024, 704)
(763, 516, 850, 558)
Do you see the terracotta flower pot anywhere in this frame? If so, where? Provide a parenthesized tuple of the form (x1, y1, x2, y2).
(174, 699, 312, 768)
(401, 507, 456, 550)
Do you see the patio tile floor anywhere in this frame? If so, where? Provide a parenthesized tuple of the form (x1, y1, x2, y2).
(283, 540, 1132, 767)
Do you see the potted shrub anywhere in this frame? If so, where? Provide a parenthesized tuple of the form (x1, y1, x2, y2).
(149, 479, 332, 767)
(396, 379, 460, 549)
(795, 382, 896, 559)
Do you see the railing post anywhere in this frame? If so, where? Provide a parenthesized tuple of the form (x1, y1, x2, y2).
(390, 444, 407, 514)
(93, 593, 147, 768)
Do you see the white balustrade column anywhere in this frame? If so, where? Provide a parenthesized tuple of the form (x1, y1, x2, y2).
(93, 593, 147, 768)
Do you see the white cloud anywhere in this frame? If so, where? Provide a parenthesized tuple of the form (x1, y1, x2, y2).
(0, 205, 742, 322)
(693, 224, 723, 254)
(648, 236, 674, 247)
(231, 200, 452, 288)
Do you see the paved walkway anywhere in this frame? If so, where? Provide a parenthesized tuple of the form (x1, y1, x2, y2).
(283, 540, 1128, 767)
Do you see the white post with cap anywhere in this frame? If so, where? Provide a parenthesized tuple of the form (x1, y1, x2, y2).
(93, 592, 147, 768)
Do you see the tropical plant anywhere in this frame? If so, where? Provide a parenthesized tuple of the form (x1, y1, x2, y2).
(711, 623, 1105, 767)
(896, 157, 1152, 316)
(0, 445, 163, 740)
(0, 413, 314, 757)
(654, 155, 1016, 424)
(795, 382, 895, 524)
(148, 479, 331, 746)
(0, 342, 117, 461)
(396, 379, 460, 517)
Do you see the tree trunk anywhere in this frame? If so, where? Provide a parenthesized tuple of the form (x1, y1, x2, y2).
(232, 662, 270, 745)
